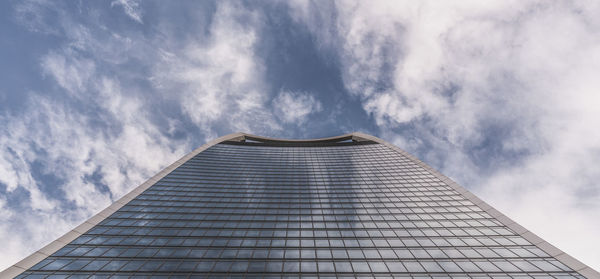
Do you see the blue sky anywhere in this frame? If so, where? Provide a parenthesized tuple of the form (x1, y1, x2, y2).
(1, 0, 600, 271)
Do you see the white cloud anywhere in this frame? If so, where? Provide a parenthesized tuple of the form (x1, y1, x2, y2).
(13, 0, 63, 35)
(292, 0, 600, 270)
(41, 51, 96, 95)
(152, 2, 281, 139)
(0, 15, 187, 271)
(111, 0, 143, 23)
(273, 90, 323, 124)
(1, 1, 282, 271)
(0, 72, 190, 270)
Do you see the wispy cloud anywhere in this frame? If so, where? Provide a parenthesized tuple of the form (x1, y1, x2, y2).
(13, 0, 63, 35)
(41, 51, 96, 95)
(0, 67, 190, 270)
(273, 90, 322, 124)
(152, 2, 281, 140)
(1, 0, 185, 269)
(111, 0, 143, 23)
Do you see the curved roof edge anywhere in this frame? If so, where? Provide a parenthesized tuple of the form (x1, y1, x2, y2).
(227, 132, 373, 144)
(2, 132, 598, 278)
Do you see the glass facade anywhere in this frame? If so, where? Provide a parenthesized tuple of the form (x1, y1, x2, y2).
(14, 137, 586, 278)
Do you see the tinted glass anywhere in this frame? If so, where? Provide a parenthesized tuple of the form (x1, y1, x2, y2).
(18, 142, 583, 278)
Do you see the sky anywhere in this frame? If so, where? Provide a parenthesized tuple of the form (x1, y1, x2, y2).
(1, 0, 599, 272)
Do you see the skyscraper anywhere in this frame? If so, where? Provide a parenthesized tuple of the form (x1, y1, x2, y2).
(2, 132, 598, 278)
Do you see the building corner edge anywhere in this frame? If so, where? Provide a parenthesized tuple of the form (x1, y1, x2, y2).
(0, 132, 245, 278)
(350, 132, 600, 279)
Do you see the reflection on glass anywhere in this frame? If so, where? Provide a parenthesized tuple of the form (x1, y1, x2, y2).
(17, 143, 582, 278)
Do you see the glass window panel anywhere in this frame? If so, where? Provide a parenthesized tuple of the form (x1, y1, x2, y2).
(285, 249, 300, 259)
(119, 260, 145, 272)
(230, 261, 248, 272)
(394, 249, 412, 258)
(301, 249, 316, 259)
(455, 261, 482, 272)
(318, 261, 335, 272)
(332, 250, 348, 259)
(363, 249, 381, 259)
(195, 261, 215, 272)
(334, 261, 353, 273)
(85, 247, 108, 257)
(247, 261, 266, 272)
(29, 259, 54, 270)
(212, 261, 231, 272)
(100, 260, 128, 271)
(139, 261, 163, 271)
(368, 261, 389, 273)
(283, 261, 300, 272)
(511, 260, 541, 272)
(529, 260, 562, 272)
(386, 261, 407, 272)
(403, 262, 425, 272)
(348, 250, 364, 259)
(474, 261, 501, 272)
(158, 261, 181, 271)
(421, 261, 444, 272)
(266, 261, 282, 272)
(438, 261, 462, 272)
(492, 260, 521, 272)
(317, 249, 332, 259)
(253, 249, 269, 259)
(351, 261, 370, 273)
(40, 260, 72, 271)
(301, 261, 317, 272)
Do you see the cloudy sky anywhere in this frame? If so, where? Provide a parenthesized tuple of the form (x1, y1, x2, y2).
(1, 0, 599, 272)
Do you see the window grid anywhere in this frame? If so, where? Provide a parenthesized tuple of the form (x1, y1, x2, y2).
(19, 143, 583, 278)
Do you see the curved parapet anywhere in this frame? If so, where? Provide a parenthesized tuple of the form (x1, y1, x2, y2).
(224, 132, 375, 146)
